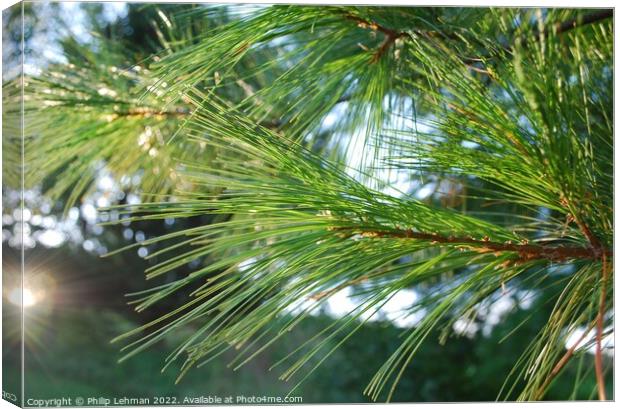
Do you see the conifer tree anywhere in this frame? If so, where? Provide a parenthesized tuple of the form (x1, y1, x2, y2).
(6, 4, 613, 401)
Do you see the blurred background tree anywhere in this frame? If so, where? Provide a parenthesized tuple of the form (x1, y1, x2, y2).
(2, 1, 613, 403)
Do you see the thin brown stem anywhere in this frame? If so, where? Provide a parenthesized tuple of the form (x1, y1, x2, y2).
(115, 106, 190, 119)
(594, 252, 609, 400)
(345, 14, 409, 63)
(525, 9, 613, 44)
(346, 10, 612, 67)
(113, 106, 285, 129)
(371, 32, 399, 63)
(552, 198, 610, 400)
(534, 322, 596, 399)
(569, 211, 602, 253)
(345, 14, 406, 39)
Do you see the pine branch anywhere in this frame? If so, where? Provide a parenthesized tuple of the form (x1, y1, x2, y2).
(115, 106, 284, 129)
(34, 6, 610, 402)
(525, 9, 613, 42)
(114, 106, 190, 119)
(334, 227, 611, 263)
(498, 10, 614, 56)
(503, 10, 614, 58)
(347, 10, 613, 66)
(345, 14, 409, 63)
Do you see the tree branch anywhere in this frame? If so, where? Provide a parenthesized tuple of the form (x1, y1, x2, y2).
(528, 9, 613, 42)
(115, 106, 190, 119)
(346, 10, 613, 67)
(345, 14, 409, 63)
(337, 222, 611, 398)
(113, 106, 285, 130)
(333, 226, 611, 264)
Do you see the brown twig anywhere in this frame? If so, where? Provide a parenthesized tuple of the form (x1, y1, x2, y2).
(572, 215, 604, 258)
(346, 10, 613, 67)
(345, 14, 409, 63)
(115, 106, 190, 119)
(534, 322, 596, 399)
(554, 196, 610, 400)
(113, 106, 286, 130)
(520, 9, 613, 46)
(594, 252, 609, 400)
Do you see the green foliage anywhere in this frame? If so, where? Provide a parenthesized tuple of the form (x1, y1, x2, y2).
(19, 42, 208, 212)
(15, 4, 613, 402)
